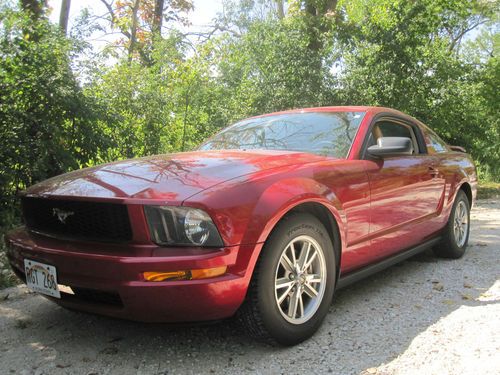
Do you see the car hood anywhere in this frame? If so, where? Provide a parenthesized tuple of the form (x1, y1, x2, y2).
(23, 150, 328, 203)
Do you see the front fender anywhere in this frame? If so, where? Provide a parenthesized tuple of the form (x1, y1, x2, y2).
(248, 177, 346, 246)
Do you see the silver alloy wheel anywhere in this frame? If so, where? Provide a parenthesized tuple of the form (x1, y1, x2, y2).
(454, 201, 469, 247)
(274, 235, 327, 325)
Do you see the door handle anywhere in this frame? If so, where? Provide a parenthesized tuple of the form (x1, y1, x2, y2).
(428, 166, 439, 177)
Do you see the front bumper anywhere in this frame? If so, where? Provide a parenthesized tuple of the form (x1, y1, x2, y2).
(5, 228, 259, 323)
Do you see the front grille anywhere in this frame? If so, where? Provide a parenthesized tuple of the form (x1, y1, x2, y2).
(22, 197, 132, 242)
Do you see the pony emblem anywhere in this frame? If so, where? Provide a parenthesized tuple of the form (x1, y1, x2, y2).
(52, 208, 74, 224)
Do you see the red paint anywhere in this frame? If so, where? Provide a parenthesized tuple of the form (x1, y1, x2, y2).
(5, 106, 477, 322)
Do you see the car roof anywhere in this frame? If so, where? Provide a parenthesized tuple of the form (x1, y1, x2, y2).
(248, 106, 410, 119)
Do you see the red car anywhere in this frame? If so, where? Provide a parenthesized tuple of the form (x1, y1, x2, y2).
(6, 106, 476, 345)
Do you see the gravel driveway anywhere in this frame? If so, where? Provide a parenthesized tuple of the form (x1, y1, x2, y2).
(1, 199, 499, 375)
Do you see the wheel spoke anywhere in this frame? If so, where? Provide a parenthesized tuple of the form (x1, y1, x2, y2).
(275, 278, 294, 290)
(288, 288, 300, 319)
(280, 252, 294, 273)
(304, 249, 318, 270)
(306, 273, 322, 284)
(290, 242, 297, 264)
(461, 212, 468, 224)
(298, 292, 304, 318)
(298, 242, 311, 271)
(277, 285, 294, 304)
(303, 283, 318, 298)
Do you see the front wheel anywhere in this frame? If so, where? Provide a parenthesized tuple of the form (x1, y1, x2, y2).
(433, 190, 470, 259)
(238, 213, 337, 346)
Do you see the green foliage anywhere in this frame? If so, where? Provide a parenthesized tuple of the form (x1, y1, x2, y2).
(213, 18, 334, 116)
(0, 0, 499, 233)
(336, 0, 500, 179)
(0, 7, 111, 226)
(83, 34, 225, 159)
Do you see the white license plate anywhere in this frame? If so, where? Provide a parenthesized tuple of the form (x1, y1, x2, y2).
(24, 259, 61, 299)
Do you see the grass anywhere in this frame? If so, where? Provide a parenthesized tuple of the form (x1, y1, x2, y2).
(477, 181, 500, 199)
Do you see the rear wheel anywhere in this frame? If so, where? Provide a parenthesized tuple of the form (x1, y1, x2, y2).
(433, 190, 470, 259)
(238, 213, 336, 346)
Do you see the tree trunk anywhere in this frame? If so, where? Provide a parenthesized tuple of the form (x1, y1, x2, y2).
(276, 0, 285, 19)
(20, 0, 47, 22)
(59, 0, 71, 34)
(128, 0, 141, 62)
(20, 0, 47, 41)
(302, 0, 339, 51)
(153, 0, 165, 36)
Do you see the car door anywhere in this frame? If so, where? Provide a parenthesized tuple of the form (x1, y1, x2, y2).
(363, 117, 443, 259)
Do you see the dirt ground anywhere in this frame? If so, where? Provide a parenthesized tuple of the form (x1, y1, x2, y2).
(1, 199, 499, 375)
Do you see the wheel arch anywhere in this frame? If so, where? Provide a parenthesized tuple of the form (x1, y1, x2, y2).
(458, 181, 473, 208)
(280, 202, 342, 281)
(245, 190, 345, 290)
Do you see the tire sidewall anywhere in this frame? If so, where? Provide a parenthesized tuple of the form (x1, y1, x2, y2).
(256, 214, 336, 345)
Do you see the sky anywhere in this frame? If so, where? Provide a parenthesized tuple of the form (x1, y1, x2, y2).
(47, 0, 224, 34)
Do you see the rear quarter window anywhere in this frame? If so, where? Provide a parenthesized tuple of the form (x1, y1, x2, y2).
(426, 130, 449, 154)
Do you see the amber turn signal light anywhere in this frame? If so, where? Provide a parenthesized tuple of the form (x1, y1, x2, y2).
(143, 266, 227, 282)
(143, 270, 188, 281)
(190, 266, 227, 279)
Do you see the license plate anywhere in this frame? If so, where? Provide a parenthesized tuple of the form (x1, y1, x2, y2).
(24, 259, 61, 299)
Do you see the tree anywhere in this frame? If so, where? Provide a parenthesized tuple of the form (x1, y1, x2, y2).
(336, 0, 500, 178)
(153, 0, 165, 35)
(59, 0, 71, 34)
(0, 6, 108, 225)
(275, 0, 284, 19)
(99, 0, 193, 62)
(20, 0, 46, 22)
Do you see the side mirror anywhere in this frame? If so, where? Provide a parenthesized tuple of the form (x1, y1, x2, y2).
(367, 137, 413, 157)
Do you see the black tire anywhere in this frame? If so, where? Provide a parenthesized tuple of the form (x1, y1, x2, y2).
(433, 190, 470, 259)
(238, 213, 337, 346)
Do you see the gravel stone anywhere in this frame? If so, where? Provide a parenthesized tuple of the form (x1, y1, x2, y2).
(0, 199, 498, 375)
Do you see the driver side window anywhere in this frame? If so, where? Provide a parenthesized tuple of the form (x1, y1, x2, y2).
(368, 120, 419, 154)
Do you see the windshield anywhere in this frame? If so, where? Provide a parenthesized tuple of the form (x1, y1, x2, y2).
(199, 111, 365, 158)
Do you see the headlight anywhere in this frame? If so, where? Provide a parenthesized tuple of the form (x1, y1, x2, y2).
(144, 206, 223, 247)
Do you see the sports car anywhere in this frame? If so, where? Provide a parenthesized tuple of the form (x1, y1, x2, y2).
(5, 106, 477, 345)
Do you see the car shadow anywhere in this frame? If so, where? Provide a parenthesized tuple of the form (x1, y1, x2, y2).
(1, 202, 499, 375)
